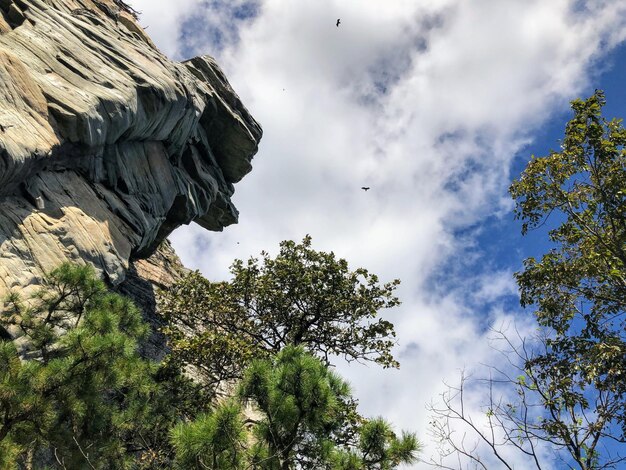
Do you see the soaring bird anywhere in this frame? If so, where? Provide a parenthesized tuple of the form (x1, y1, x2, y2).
(361, 187, 370, 191)
(336, 18, 341, 27)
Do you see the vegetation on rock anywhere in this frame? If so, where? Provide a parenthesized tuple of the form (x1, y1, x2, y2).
(0, 264, 155, 467)
(0, 240, 414, 469)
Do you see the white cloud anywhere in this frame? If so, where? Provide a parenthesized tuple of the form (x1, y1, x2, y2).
(127, 0, 626, 466)
(127, 0, 201, 58)
(471, 270, 519, 304)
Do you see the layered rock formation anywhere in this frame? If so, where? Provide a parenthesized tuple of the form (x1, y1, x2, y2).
(0, 0, 261, 305)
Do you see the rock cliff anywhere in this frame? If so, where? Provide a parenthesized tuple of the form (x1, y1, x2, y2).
(0, 0, 261, 307)
(113, 239, 188, 359)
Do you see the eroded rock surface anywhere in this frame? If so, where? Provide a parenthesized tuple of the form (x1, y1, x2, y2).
(0, 0, 261, 299)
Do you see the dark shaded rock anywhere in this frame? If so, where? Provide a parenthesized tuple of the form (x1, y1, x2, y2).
(114, 239, 187, 360)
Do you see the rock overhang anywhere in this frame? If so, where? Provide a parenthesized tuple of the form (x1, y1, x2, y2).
(0, 0, 262, 294)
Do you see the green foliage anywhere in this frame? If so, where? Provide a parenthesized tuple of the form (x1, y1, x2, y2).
(330, 419, 420, 470)
(0, 264, 149, 467)
(159, 236, 401, 400)
(510, 90, 626, 466)
(0, 242, 411, 469)
(133, 360, 211, 468)
(171, 401, 247, 469)
(239, 345, 352, 469)
(172, 346, 419, 470)
(0, 263, 194, 469)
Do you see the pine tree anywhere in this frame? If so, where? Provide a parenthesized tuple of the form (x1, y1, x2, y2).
(172, 346, 419, 470)
(0, 264, 164, 467)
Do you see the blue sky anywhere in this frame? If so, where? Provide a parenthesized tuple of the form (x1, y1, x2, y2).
(127, 1, 626, 467)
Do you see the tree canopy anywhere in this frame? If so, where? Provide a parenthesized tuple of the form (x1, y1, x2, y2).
(0, 264, 205, 469)
(0, 242, 413, 468)
(0, 264, 154, 468)
(159, 236, 401, 397)
(511, 90, 626, 447)
(161, 237, 414, 468)
(429, 91, 626, 469)
(172, 345, 419, 470)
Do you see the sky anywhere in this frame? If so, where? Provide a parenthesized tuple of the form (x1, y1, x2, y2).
(127, 1, 626, 467)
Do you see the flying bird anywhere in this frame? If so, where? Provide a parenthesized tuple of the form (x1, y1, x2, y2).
(336, 18, 341, 27)
(361, 187, 370, 191)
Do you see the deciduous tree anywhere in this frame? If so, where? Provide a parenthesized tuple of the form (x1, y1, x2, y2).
(160, 236, 401, 397)
(428, 91, 626, 469)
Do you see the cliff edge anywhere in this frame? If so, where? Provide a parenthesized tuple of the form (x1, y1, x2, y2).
(0, 0, 261, 305)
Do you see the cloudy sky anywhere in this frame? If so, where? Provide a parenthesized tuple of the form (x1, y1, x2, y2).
(128, 1, 626, 467)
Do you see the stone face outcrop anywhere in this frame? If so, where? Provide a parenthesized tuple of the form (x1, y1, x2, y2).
(0, 0, 262, 299)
